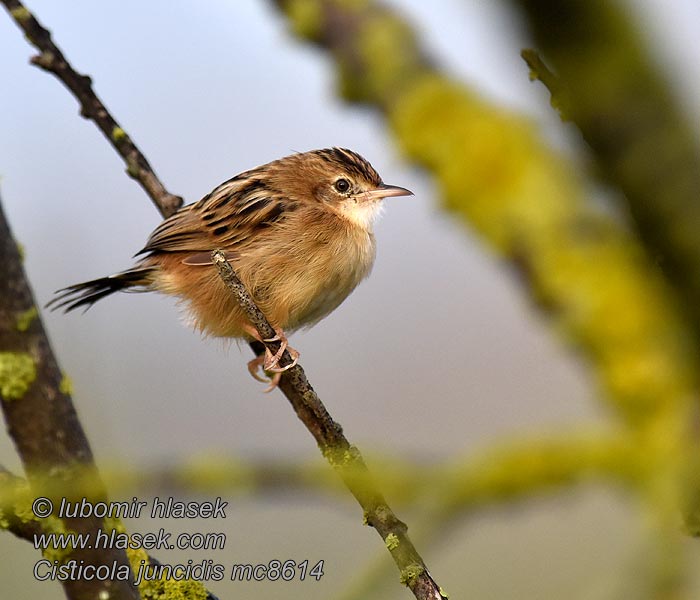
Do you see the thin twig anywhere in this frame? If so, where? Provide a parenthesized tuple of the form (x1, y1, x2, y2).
(521, 49, 570, 119)
(0, 0, 183, 219)
(212, 250, 447, 600)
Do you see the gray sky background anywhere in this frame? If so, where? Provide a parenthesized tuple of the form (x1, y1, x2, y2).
(1, 1, 698, 598)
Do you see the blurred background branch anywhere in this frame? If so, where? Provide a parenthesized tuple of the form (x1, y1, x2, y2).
(271, 0, 698, 423)
(270, 0, 700, 596)
(0, 431, 641, 509)
(516, 0, 700, 342)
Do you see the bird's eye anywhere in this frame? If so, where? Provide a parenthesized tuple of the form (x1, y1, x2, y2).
(334, 178, 351, 193)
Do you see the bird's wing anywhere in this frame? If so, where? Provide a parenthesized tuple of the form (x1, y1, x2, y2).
(136, 173, 287, 260)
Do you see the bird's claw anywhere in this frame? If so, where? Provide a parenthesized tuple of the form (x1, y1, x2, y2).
(261, 329, 299, 373)
(247, 356, 283, 392)
(247, 355, 270, 383)
(264, 347, 300, 373)
(246, 327, 300, 391)
(262, 334, 287, 370)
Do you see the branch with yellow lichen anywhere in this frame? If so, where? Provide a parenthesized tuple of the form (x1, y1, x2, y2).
(2, 422, 694, 598)
(0, 195, 142, 600)
(2, 433, 634, 600)
(6, 426, 647, 599)
(0, 431, 650, 600)
(0, 431, 642, 509)
(0, 4, 213, 595)
(516, 0, 700, 342)
(271, 0, 700, 596)
(272, 0, 698, 423)
(0, 466, 217, 600)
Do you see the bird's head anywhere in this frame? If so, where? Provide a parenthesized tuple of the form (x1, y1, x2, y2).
(271, 147, 413, 229)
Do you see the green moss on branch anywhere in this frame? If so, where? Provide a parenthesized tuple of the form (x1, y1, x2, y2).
(0, 352, 36, 400)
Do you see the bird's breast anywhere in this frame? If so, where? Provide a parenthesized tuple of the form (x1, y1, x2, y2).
(282, 220, 376, 330)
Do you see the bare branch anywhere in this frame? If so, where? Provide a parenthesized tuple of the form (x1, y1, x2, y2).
(0, 0, 183, 219)
(212, 250, 447, 600)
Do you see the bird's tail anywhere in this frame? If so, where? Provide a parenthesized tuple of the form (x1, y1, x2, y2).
(47, 266, 158, 313)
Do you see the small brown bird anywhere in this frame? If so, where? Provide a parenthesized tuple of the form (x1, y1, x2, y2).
(49, 148, 412, 387)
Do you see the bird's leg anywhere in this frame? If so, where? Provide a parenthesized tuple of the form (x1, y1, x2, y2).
(247, 355, 282, 392)
(261, 329, 300, 373)
(261, 330, 288, 369)
(247, 355, 270, 383)
(243, 325, 300, 389)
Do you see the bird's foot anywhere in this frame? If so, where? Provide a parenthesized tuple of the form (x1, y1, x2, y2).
(247, 355, 282, 392)
(244, 326, 300, 391)
(262, 331, 300, 373)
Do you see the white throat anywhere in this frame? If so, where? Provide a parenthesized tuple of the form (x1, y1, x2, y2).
(337, 199, 384, 230)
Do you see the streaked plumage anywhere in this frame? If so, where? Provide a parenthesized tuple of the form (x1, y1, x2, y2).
(49, 148, 412, 383)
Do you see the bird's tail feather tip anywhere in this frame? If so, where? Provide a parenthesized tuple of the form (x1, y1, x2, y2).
(46, 267, 156, 313)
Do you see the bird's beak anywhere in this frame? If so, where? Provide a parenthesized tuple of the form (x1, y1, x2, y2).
(363, 183, 414, 201)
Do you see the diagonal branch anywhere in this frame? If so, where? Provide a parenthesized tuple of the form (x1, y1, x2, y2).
(212, 251, 447, 600)
(0, 0, 183, 219)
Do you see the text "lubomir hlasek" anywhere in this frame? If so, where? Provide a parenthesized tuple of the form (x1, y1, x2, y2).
(51, 496, 228, 519)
